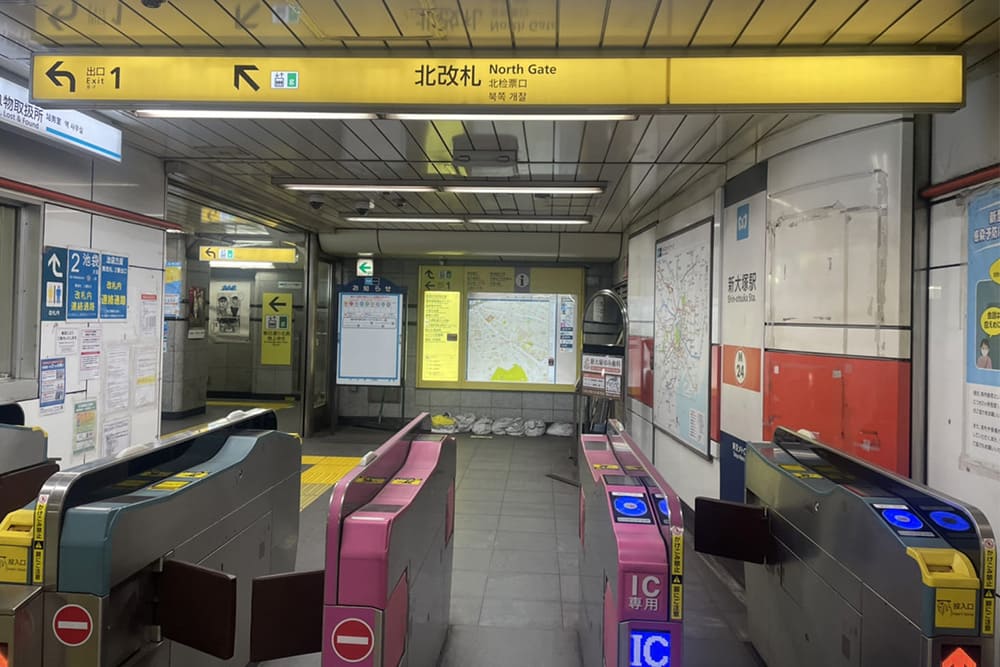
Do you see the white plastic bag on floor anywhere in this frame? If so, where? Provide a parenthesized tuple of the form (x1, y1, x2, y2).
(546, 422, 575, 437)
(506, 417, 526, 437)
(524, 420, 547, 437)
(492, 417, 515, 435)
(454, 413, 477, 433)
(471, 417, 494, 436)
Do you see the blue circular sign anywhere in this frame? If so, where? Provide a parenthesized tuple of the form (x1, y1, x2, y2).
(658, 498, 671, 518)
(614, 497, 648, 517)
(929, 510, 971, 532)
(882, 509, 924, 531)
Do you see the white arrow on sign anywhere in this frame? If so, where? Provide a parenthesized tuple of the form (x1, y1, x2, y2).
(47, 253, 63, 278)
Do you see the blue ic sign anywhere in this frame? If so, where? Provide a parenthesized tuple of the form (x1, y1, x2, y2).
(41, 246, 67, 321)
(630, 630, 671, 667)
(736, 203, 750, 241)
(67, 249, 100, 320)
(100, 253, 129, 320)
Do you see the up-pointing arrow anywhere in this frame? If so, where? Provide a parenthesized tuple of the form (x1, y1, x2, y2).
(47, 252, 63, 278)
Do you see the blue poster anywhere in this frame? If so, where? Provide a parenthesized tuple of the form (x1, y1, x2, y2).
(966, 187, 1000, 468)
(100, 253, 129, 319)
(39, 357, 66, 412)
(719, 431, 748, 502)
(41, 246, 67, 321)
(67, 249, 99, 320)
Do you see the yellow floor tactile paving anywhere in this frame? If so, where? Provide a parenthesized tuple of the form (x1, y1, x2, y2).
(299, 456, 361, 511)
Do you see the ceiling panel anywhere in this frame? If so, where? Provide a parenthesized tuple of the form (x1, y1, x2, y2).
(336, 0, 402, 46)
(456, 0, 519, 47)
(161, 1, 261, 46)
(825, 0, 923, 45)
(556, 0, 607, 48)
(604, 118, 652, 163)
(783, 0, 867, 45)
(633, 114, 684, 163)
(0, 4, 96, 45)
(691, 0, 762, 47)
(875, 0, 979, 44)
(118, 0, 220, 45)
(279, 0, 358, 46)
(32, 1, 177, 47)
(510, 0, 557, 48)
(919, 0, 1000, 44)
(214, 0, 304, 47)
(735, 0, 812, 45)
(602, 0, 659, 47)
(646, 0, 711, 47)
(383, 0, 469, 47)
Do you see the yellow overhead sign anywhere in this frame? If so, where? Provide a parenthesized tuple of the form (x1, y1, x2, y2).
(199, 246, 297, 263)
(31, 56, 667, 107)
(30, 54, 962, 109)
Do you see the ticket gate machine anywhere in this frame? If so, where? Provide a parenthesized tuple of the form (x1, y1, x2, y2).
(0, 409, 301, 667)
(695, 427, 997, 667)
(249, 413, 456, 667)
(579, 419, 685, 667)
(0, 423, 58, 524)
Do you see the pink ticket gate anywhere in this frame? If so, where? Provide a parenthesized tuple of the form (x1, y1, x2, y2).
(248, 414, 456, 666)
(579, 419, 685, 667)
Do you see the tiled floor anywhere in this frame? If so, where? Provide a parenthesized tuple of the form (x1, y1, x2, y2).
(265, 429, 764, 666)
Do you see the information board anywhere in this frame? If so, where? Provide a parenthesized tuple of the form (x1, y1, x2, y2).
(336, 278, 405, 387)
(417, 265, 583, 392)
(261, 292, 293, 366)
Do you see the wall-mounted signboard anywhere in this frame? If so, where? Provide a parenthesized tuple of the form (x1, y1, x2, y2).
(336, 277, 404, 387)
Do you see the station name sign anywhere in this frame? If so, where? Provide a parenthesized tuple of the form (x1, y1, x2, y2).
(30, 54, 963, 110)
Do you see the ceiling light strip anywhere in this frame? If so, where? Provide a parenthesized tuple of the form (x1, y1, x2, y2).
(384, 113, 638, 121)
(135, 110, 378, 119)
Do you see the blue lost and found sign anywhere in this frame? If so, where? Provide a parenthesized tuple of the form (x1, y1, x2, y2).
(100, 253, 128, 319)
(41, 246, 128, 321)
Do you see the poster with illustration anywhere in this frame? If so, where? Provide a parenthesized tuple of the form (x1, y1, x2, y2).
(964, 185, 1000, 475)
(209, 279, 250, 342)
(188, 286, 206, 327)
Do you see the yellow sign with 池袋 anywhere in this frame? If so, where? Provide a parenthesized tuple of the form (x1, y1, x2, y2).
(31, 56, 668, 106)
(421, 291, 461, 383)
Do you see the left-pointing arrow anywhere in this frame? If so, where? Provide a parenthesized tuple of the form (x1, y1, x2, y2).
(45, 60, 76, 93)
(234, 64, 260, 91)
(268, 295, 288, 311)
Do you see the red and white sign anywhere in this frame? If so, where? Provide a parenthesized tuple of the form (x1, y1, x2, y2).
(331, 617, 374, 663)
(52, 604, 93, 647)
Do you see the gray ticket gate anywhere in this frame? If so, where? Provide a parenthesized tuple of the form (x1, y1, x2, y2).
(696, 427, 996, 667)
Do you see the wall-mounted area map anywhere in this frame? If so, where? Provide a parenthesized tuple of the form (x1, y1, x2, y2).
(466, 292, 558, 384)
(654, 221, 713, 455)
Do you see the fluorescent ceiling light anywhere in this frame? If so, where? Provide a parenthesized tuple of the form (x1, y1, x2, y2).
(357, 252, 375, 257)
(344, 216, 464, 224)
(444, 185, 603, 195)
(135, 110, 377, 120)
(385, 113, 638, 121)
(209, 260, 276, 269)
(467, 217, 590, 225)
(281, 183, 436, 193)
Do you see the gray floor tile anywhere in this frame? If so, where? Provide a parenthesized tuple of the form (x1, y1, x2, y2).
(455, 500, 502, 516)
(558, 551, 580, 574)
(498, 515, 555, 533)
(493, 530, 558, 552)
(455, 514, 499, 531)
(490, 549, 560, 574)
(485, 573, 561, 600)
(479, 598, 564, 629)
(555, 517, 579, 535)
(682, 638, 766, 667)
(502, 489, 553, 505)
(501, 501, 557, 518)
(452, 570, 489, 598)
(554, 491, 579, 506)
(449, 596, 484, 626)
(458, 477, 507, 491)
(560, 574, 580, 602)
(557, 532, 580, 554)
(554, 504, 579, 520)
(506, 478, 554, 491)
(453, 547, 493, 572)
(454, 529, 496, 549)
(439, 626, 581, 667)
(468, 460, 512, 471)
(458, 488, 505, 503)
(562, 601, 581, 630)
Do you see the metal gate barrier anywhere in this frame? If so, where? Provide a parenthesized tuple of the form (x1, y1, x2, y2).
(249, 413, 456, 667)
(0, 409, 301, 667)
(579, 419, 685, 667)
(695, 427, 997, 667)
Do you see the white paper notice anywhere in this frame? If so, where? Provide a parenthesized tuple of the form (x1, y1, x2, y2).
(134, 346, 159, 408)
(104, 346, 131, 413)
(102, 417, 131, 458)
(80, 328, 102, 353)
(56, 328, 79, 356)
(140, 293, 159, 337)
(79, 327, 102, 381)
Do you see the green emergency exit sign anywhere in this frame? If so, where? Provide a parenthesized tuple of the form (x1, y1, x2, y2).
(356, 258, 374, 277)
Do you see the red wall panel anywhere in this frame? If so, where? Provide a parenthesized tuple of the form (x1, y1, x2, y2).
(628, 336, 654, 408)
(710, 344, 721, 443)
(763, 351, 911, 475)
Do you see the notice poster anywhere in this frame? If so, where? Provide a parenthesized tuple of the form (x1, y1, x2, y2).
(104, 346, 131, 413)
(55, 327, 79, 356)
(582, 353, 625, 400)
(140, 293, 159, 337)
(964, 186, 1000, 475)
(163, 262, 183, 318)
(133, 346, 159, 408)
(79, 327, 102, 380)
(336, 291, 403, 385)
(421, 291, 461, 382)
(654, 221, 713, 457)
(209, 279, 250, 341)
(102, 417, 131, 458)
(39, 358, 66, 415)
(99, 253, 128, 319)
(73, 400, 97, 453)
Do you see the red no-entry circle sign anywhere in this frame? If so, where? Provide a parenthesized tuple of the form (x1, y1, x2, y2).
(52, 604, 93, 647)
(331, 617, 374, 663)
